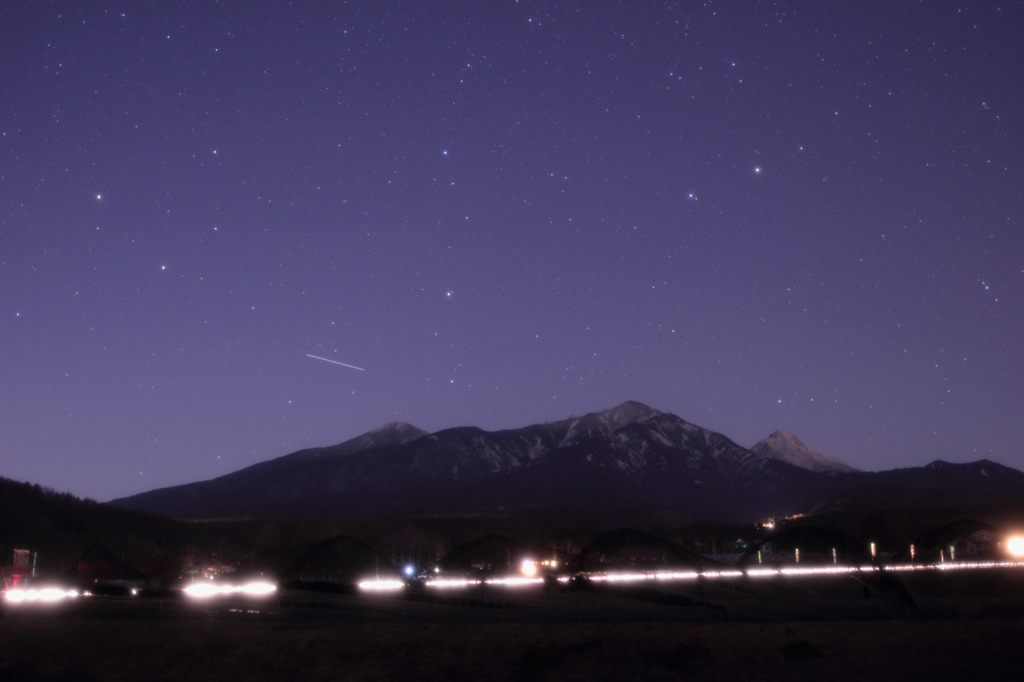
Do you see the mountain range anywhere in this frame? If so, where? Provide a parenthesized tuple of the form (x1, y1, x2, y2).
(109, 401, 1024, 523)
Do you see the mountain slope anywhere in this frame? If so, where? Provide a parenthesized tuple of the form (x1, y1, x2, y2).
(109, 402, 1024, 524)
(751, 431, 859, 473)
(107, 421, 429, 519)
(109, 402, 664, 518)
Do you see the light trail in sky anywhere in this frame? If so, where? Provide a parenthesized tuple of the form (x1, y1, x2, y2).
(305, 354, 366, 371)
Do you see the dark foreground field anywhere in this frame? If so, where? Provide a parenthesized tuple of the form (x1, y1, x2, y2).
(4, 568, 1024, 680)
(3, 616, 1023, 681)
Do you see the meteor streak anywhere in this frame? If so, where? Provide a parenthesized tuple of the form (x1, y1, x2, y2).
(305, 354, 366, 371)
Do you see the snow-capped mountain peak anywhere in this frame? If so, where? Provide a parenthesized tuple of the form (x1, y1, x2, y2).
(751, 430, 858, 473)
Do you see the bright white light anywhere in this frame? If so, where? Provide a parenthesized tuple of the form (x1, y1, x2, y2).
(654, 571, 700, 581)
(4, 588, 79, 603)
(747, 566, 860, 578)
(485, 577, 543, 587)
(406, 560, 1024, 592)
(183, 583, 225, 598)
(1007, 537, 1024, 557)
(403, 565, 415, 577)
(183, 581, 278, 598)
(239, 581, 277, 595)
(356, 579, 404, 591)
(594, 573, 651, 583)
(886, 560, 1024, 573)
(425, 578, 480, 588)
(520, 559, 537, 577)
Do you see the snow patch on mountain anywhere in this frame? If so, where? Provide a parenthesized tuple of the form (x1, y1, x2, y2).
(751, 431, 858, 473)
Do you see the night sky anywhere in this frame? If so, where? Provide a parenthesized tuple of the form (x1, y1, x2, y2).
(2, 2, 1022, 502)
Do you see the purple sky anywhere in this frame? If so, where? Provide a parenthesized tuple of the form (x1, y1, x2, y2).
(2, 2, 1022, 502)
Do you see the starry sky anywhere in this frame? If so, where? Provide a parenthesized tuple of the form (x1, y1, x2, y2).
(2, 1, 1022, 502)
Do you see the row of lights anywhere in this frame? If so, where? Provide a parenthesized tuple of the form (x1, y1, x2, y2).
(11, 540, 1024, 602)
(11, 559, 1024, 602)
(357, 558, 1024, 591)
(3, 581, 277, 604)
(4, 588, 81, 603)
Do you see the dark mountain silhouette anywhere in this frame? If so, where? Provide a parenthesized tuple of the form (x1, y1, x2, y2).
(108, 402, 1024, 524)
(109, 401, 666, 519)
(106, 421, 429, 519)
(0, 476, 242, 581)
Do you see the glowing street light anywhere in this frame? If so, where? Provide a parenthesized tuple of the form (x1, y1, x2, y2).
(1007, 537, 1024, 558)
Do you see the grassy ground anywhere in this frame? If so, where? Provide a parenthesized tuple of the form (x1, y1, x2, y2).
(2, 615, 1023, 681)
(5, 567, 1024, 680)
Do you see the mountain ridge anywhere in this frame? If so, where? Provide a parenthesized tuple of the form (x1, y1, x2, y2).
(108, 401, 1024, 523)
